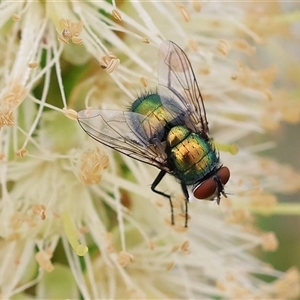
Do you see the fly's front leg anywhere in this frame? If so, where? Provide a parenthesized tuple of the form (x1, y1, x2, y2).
(151, 170, 174, 225)
(180, 182, 189, 228)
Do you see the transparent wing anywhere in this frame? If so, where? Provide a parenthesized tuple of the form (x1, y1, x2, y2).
(77, 109, 170, 170)
(158, 40, 209, 134)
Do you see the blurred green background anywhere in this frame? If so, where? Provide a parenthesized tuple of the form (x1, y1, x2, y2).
(259, 122, 300, 273)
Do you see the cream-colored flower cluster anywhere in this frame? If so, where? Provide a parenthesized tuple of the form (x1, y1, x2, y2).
(0, 1, 299, 299)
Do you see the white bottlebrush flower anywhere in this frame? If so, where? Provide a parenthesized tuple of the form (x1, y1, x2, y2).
(0, 1, 299, 299)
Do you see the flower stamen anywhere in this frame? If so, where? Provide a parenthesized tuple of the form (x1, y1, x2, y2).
(58, 19, 83, 45)
(100, 52, 120, 73)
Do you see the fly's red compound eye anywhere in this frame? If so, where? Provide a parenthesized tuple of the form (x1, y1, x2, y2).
(193, 178, 216, 199)
(193, 166, 230, 200)
(218, 166, 230, 185)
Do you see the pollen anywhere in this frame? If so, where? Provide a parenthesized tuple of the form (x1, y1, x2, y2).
(35, 250, 54, 272)
(226, 208, 250, 224)
(71, 36, 83, 45)
(32, 204, 46, 220)
(169, 221, 188, 233)
(180, 240, 190, 254)
(28, 61, 38, 68)
(112, 9, 122, 21)
(12, 14, 20, 22)
(262, 90, 300, 130)
(273, 267, 300, 299)
(166, 260, 175, 270)
(149, 240, 155, 250)
(249, 192, 277, 214)
(232, 38, 256, 55)
(100, 52, 120, 73)
(105, 232, 116, 253)
(63, 108, 78, 120)
(177, 4, 190, 22)
(58, 19, 83, 45)
(171, 245, 180, 252)
(245, 4, 291, 42)
(263, 88, 273, 101)
(216, 281, 226, 292)
(0, 111, 14, 127)
(117, 251, 134, 267)
(140, 76, 148, 87)
(78, 147, 109, 185)
(7, 232, 21, 241)
(16, 148, 28, 158)
(260, 159, 300, 193)
(142, 37, 150, 44)
(261, 232, 278, 252)
(199, 67, 210, 75)
(10, 212, 24, 230)
(192, 0, 202, 12)
(217, 39, 231, 56)
(236, 64, 277, 90)
(25, 215, 37, 228)
(0, 81, 27, 128)
(188, 39, 199, 51)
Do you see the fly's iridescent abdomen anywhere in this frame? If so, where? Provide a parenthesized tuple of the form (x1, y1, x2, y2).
(166, 126, 219, 185)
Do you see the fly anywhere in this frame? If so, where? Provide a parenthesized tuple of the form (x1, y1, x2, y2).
(77, 41, 230, 227)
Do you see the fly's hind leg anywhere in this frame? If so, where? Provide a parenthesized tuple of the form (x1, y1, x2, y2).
(151, 170, 175, 225)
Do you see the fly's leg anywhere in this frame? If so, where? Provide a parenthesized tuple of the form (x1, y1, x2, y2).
(180, 182, 189, 228)
(151, 170, 174, 225)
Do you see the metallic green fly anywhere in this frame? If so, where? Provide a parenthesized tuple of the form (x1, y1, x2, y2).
(77, 41, 230, 227)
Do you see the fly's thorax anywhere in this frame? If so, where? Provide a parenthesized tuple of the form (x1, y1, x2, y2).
(167, 126, 219, 184)
(131, 93, 162, 114)
(131, 93, 172, 125)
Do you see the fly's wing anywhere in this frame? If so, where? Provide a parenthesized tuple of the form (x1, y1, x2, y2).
(158, 40, 209, 135)
(77, 109, 169, 171)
